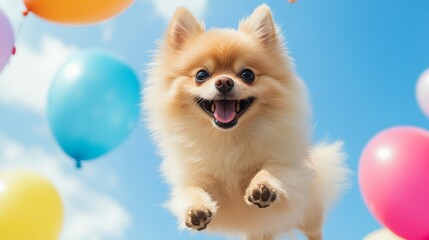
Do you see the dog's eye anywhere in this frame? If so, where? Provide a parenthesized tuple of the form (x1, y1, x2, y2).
(239, 69, 255, 83)
(196, 70, 210, 83)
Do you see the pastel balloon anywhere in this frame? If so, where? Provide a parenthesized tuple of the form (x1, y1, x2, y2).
(0, 171, 63, 240)
(0, 9, 14, 72)
(364, 228, 404, 240)
(47, 50, 140, 167)
(359, 126, 429, 240)
(23, 0, 134, 24)
(417, 69, 429, 118)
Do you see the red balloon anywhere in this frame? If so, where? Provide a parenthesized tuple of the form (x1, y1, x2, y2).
(359, 126, 429, 240)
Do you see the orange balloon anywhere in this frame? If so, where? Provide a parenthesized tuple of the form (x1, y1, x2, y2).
(24, 0, 134, 24)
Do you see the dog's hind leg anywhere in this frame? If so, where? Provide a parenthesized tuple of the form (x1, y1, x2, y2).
(246, 233, 275, 240)
(300, 201, 323, 240)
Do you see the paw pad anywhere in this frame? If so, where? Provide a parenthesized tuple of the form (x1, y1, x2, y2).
(185, 208, 212, 231)
(247, 184, 277, 208)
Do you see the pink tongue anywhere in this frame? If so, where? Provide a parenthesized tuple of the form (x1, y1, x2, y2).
(214, 101, 236, 123)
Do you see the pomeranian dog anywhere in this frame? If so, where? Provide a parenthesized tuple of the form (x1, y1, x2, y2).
(144, 4, 349, 240)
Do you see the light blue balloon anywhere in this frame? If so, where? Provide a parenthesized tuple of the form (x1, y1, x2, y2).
(47, 49, 141, 168)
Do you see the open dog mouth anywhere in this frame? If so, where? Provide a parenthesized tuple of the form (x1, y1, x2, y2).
(197, 97, 255, 129)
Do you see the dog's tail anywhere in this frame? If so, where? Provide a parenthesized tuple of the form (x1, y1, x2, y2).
(309, 141, 350, 207)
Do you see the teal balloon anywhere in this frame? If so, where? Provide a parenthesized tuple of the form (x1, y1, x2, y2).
(47, 50, 141, 167)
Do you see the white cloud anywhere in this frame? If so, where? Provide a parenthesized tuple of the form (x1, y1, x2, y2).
(0, 35, 77, 115)
(151, 0, 208, 21)
(0, 132, 131, 240)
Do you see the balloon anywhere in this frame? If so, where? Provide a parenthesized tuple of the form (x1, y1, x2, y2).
(23, 0, 134, 24)
(364, 228, 404, 240)
(0, 171, 63, 240)
(417, 69, 429, 118)
(0, 9, 14, 72)
(359, 126, 429, 240)
(47, 50, 140, 167)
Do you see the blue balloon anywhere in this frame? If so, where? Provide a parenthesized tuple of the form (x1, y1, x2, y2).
(47, 50, 141, 168)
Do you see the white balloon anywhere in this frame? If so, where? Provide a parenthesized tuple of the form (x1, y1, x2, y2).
(363, 228, 404, 240)
(417, 68, 429, 118)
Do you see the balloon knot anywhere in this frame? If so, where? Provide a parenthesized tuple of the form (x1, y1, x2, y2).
(12, 46, 16, 55)
(22, 9, 30, 17)
(75, 159, 82, 169)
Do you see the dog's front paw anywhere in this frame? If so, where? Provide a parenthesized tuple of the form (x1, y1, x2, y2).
(245, 183, 278, 208)
(185, 208, 212, 231)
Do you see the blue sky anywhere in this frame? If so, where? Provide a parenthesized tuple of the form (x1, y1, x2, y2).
(0, 0, 428, 239)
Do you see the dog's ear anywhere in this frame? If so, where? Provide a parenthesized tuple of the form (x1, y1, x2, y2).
(167, 7, 205, 49)
(239, 4, 278, 47)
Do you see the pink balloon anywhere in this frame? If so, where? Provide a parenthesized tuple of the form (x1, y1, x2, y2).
(417, 69, 429, 118)
(0, 9, 14, 73)
(359, 126, 429, 240)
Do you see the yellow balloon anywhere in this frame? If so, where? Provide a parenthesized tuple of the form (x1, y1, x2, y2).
(23, 0, 134, 24)
(0, 171, 63, 240)
(364, 228, 404, 240)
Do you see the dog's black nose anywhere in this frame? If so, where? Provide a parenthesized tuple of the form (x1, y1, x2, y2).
(215, 78, 234, 94)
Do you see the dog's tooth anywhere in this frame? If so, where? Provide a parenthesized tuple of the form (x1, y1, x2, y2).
(236, 101, 240, 112)
(211, 102, 215, 113)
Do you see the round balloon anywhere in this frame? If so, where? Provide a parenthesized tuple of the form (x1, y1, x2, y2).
(0, 9, 14, 72)
(0, 171, 63, 240)
(417, 69, 429, 118)
(364, 228, 404, 240)
(23, 0, 134, 24)
(359, 126, 429, 240)
(47, 50, 140, 167)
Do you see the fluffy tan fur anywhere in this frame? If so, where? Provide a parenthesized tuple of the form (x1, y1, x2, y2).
(143, 4, 349, 240)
